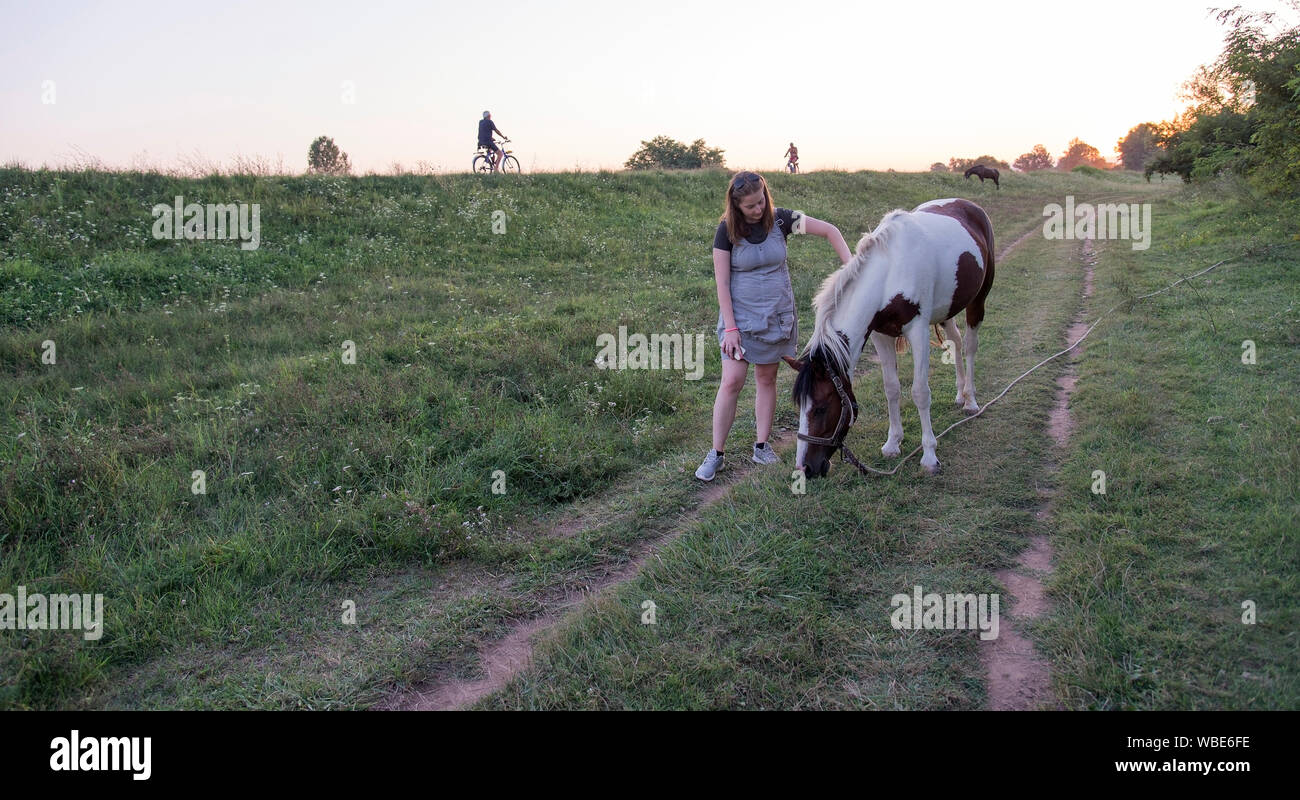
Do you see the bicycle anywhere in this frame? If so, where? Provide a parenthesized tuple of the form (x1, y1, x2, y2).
(473, 139, 520, 174)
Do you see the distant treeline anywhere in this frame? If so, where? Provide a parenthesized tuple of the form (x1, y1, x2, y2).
(930, 141, 1117, 174)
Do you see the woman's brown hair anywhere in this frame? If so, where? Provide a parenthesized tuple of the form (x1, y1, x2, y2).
(720, 171, 774, 245)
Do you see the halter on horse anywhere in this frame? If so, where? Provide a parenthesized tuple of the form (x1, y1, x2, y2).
(788, 198, 995, 478)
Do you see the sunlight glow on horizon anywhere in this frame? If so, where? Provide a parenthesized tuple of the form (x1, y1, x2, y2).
(0, 0, 1275, 174)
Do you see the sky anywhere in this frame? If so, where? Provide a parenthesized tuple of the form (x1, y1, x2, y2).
(0, 0, 1285, 174)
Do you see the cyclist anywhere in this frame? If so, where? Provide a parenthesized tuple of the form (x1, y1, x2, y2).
(784, 142, 799, 172)
(477, 111, 508, 172)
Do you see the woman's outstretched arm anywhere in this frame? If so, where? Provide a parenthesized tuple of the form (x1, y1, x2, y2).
(802, 216, 851, 265)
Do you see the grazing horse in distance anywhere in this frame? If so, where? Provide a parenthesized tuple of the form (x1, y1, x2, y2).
(964, 164, 1000, 188)
(786, 198, 995, 478)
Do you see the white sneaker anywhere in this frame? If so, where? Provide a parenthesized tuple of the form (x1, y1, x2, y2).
(751, 443, 779, 464)
(695, 451, 724, 481)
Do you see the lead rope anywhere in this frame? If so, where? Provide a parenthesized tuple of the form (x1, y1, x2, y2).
(838, 256, 1233, 477)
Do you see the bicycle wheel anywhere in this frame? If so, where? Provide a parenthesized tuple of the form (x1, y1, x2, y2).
(501, 155, 520, 174)
(473, 155, 492, 174)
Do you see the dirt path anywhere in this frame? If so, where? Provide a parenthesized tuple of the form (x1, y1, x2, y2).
(983, 237, 1095, 710)
(379, 428, 796, 710)
(999, 222, 1041, 263)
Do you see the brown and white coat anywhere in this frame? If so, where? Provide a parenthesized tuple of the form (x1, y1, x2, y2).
(788, 198, 995, 477)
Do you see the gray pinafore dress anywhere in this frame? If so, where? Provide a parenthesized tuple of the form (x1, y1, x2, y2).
(716, 220, 798, 364)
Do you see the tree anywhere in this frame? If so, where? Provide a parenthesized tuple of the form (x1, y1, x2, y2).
(929, 162, 949, 172)
(307, 135, 351, 174)
(625, 135, 725, 169)
(1013, 144, 1054, 172)
(1138, 3, 1299, 189)
(948, 155, 1011, 173)
(1116, 124, 1162, 171)
(1144, 108, 1255, 182)
(686, 138, 726, 169)
(1193, 3, 1300, 191)
(1056, 138, 1107, 171)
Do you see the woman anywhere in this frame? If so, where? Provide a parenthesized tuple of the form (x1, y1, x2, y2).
(695, 171, 851, 481)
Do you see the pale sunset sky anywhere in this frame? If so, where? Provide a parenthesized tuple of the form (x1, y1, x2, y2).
(1, 0, 1283, 174)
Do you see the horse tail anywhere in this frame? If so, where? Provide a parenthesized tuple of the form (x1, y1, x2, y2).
(966, 209, 996, 329)
(896, 325, 944, 354)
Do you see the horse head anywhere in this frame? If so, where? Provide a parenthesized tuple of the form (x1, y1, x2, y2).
(785, 350, 859, 478)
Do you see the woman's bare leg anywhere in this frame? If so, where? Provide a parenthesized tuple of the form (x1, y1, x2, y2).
(711, 356, 749, 452)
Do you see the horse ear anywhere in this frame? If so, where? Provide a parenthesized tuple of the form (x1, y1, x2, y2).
(782, 355, 803, 371)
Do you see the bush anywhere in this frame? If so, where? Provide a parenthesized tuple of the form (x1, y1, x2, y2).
(307, 136, 352, 175)
(625, 136, 725, 170)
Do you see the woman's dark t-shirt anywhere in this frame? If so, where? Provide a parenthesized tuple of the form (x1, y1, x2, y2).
(713, 207, 803, 251)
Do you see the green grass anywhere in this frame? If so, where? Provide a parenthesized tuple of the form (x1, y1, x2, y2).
(479, 227, 1093, 709)
(2, 165, 1290, 709)
(1039, 186, 1300, 709)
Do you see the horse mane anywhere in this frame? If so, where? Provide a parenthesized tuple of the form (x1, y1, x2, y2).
(804, 210, 909, 360)
(792, 208, 910, 405)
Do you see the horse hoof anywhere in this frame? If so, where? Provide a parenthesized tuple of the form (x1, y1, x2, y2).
(922, 462, 941, 476)
(882, 445, 901, 458)
(963, 404, 980, 415)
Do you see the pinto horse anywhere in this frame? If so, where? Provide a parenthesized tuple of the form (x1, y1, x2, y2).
(785, 198, 995, 478)
(963, 164, 1000, 188)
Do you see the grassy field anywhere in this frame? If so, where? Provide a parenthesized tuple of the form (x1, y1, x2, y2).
(1041, 184, 1300, 708)
(0, 165, 1293, 709)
